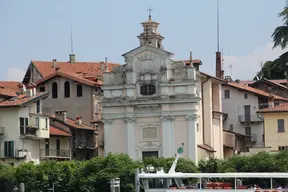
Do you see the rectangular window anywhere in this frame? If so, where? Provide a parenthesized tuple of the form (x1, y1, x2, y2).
(35, 117, 39, 128)
(4, 141, 14, 157)
(224, 90, 230, 99)
(142, 151, 158, 160)
(77, 84, 83, 97)
(277, 119, 285, 132)
(39, 87, 45, 92)
(244, 93, 248, 99)
(20, 117, 25, 135)
(45, 118, 48, 129)
(36, 100, 40, 113)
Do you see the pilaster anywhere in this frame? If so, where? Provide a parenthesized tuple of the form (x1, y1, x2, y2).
(125, 117, 136, 159)
(186, 115, 198, 163)
(160, 115, 175, 157)
(103, 119, 113, 156)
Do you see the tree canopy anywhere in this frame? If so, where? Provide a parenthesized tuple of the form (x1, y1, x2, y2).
(254, 7, 288, 80)
(1, 152, 288, 191)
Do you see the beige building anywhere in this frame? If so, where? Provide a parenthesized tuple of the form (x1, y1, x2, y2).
(101, 15, 224, 162)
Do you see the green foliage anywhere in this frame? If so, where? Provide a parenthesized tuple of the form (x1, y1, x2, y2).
(2, 152, 288, 191)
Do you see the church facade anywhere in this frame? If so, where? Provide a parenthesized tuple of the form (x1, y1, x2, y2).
(101, 15, 224, 162)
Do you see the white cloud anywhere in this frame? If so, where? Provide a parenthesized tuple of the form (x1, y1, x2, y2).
(6, 67, 25, 82)
(223, 42, 288, 80)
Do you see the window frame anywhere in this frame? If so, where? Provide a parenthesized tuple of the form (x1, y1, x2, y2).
(76, 84, 83, 97)
(277, 119, 285, 132)
(52, 82, 58, 99)
(224, 90, 230, 99)
(64, 81, 70, 98)
(140, 84, 156, 96)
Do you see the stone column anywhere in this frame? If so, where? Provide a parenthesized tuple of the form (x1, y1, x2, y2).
(125, 117, 136, 159)
(103, 119, 113, 156)
(161, 116, 175, 157)
(186, 115, 198, 163)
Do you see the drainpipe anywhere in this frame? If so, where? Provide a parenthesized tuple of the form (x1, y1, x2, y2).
(201, 77, 210, 144)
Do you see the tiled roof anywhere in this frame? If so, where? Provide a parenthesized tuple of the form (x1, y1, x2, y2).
(199, 71, 227, 82)
(0, 92, 48, 107)
(0, 88, 17, 97)
(177, 59, 202, 65)
(250, 79, 288, 90)
(46, 114, 95, 131)
(35, 70, 102, 87)
(240, 79, 288, 86)
(224, 82, 288, 101)
(31, 60, 120, 78)
(198, 144, 216, 152)
(50, 125, 71, 137)
(258, 103, 288, 113)
(0, 81, 23, 90)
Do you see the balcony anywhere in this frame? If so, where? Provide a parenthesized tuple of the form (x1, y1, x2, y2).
(20, 127, 37, 139)
(20, 114, 49, 139)
(238, 114, 263, 123)
(40, 149, 71, 160)
(223, 131, 235, 149)
(73, 140, 96, 149)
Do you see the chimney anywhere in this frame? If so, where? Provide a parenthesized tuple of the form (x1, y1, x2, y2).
(69, 54, 76, 64)
(100, 61, 105, 71)
(25, 83, 36, 97)
(104, 57, 108, 72)
(268, 97, 275, 108)
(52, 59, 57, 68)
(216, 52, 222, 79)
(55, 110, 67, 122)
(76, 116, 82, 125)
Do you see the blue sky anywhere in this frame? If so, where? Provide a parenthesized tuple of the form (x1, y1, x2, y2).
(0, 0, 286, 81)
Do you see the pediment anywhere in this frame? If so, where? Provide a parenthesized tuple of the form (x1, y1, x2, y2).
(122, 45, 173, 61)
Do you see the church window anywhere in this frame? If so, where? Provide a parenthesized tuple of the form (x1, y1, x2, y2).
(140, 84, 155, 95)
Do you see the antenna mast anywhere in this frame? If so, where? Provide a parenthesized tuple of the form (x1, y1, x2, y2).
(217, 0, 220, 52)
(69, 1, 74, 54)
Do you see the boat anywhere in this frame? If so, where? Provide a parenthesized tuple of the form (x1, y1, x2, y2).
(135, 147, 288, 192)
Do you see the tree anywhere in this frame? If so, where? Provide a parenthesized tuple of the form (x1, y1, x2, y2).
(254, 7, 288, 80)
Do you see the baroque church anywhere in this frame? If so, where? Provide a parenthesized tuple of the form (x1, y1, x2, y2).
(101, 13, 224, 162)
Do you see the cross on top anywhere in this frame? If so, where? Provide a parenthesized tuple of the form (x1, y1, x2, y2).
(147, 7, 153, 16)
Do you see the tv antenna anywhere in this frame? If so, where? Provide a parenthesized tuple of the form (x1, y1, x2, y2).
(217, 0, 220, 52)
(69, 1, 74, 54)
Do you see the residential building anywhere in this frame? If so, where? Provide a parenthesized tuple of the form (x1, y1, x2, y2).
(101, 15, 224, 162)
(0, 84, 50, 165)
(257, 103, 288, 153)
(47, 111, 97, 160)
(221, 80, 288, 158)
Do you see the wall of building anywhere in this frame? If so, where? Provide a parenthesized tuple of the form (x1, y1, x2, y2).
(39, 77, 94, 124)
(222, 86, 264, 147)
(263, 113, 288, 151)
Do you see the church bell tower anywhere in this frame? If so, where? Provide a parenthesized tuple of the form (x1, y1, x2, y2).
(137, 8, 165, 49)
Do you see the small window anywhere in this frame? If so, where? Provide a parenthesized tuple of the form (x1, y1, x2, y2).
(100, 89, 103, 94)
(277, 119, 285, 132)
(64, 81, 70, 98)
(36, 100, 40, 113)
(52, 82, 58, 99)
(45, 118, 48, 129)
(95, 88, 98, 93)
(4, 141, 14, 157)
(140, 84, 156, 95)
(76, 84, 83, 97)
(244, 93, 248, 99)
(35, 117, 39, 128)
(20, 117, 25, 135)
(224, 90, 230, 99)
(39, 87, 45, 92)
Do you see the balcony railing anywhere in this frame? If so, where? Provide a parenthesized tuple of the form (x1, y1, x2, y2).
(0, 149, 27, 158)
(20, 127, 37, 137)
(40, 149, 70, 159)
(238, 114, 263, 123)
(73, 140, 96, 149)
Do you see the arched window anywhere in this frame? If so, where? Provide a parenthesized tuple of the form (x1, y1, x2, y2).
(140, 84, 156, 95)
(64, 81, 70, 98)
(52, 82, 58, 98)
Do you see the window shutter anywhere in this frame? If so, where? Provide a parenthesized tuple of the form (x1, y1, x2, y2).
(9, 141, 14, 157)
(4, 141, 8, 157)
(25, 118, 29, 127)
(278, 119, 285, 132)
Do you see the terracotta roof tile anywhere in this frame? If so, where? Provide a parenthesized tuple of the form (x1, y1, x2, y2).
(46, 114, 95, 131)
(0, 81, 23, 90)
(0, 92, 48, 107)
(258, 103, 288, 113)
(0, 88, 17, 97)
(50, 125, 71, 137)
(225, 82, 288, 101)
(177, 59, 202, 64)
(35, 70, 102, 87)
(31, 61, 120, 78)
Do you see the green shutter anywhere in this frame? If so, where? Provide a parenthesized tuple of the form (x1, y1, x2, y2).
(9, 141, 14, 157)
(4, 141, 8, 157)
(25, 118, 28, 127)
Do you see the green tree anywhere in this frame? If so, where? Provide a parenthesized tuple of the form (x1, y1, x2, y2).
(255, 7, 288, 80)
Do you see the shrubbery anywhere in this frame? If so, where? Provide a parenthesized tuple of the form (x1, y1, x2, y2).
(1, 152, 288, 192)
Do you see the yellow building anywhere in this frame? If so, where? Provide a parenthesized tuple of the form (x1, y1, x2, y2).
(258, 103, 288, 151)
